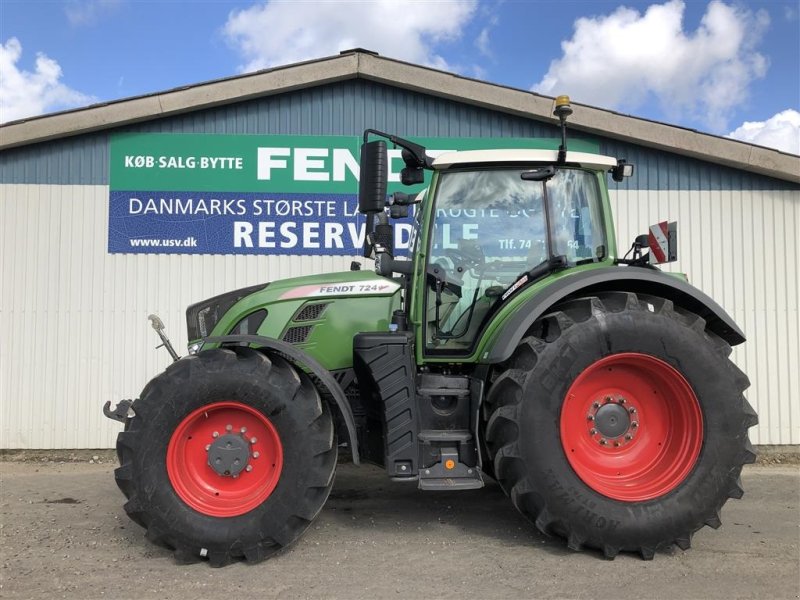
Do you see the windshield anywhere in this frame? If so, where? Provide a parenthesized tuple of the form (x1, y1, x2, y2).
(425, 167, 605, 352)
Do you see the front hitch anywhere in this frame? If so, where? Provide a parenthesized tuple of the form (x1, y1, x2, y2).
(148, 314, 180, 362)
(103, 315, 179, 424)
(103, 399, 135, 423)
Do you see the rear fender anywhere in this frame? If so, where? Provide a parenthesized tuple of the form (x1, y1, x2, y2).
(484, 267, 745, 364)
(200, 334, 359, 464)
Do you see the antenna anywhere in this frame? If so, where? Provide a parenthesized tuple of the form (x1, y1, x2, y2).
(553, 95, 573, 164)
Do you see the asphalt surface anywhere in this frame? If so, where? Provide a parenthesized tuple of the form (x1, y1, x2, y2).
(0, 460, 798, 600)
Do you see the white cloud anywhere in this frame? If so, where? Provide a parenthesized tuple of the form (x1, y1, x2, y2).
(0, 38, 95, 123)
(65, 0, 123, 27)
(475, 14, 498, 57)
(533, 1, 769, 131)
(470, 64, 488, 80)
(476, 26, 491, 56)
(727, 110, 800, 155)
(223, 0, 477, 73)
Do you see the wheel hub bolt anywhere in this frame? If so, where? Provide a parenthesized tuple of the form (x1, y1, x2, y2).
(253, 451, 260, 459)
(240, 427, 247, 434)
(586, 395, 640, 446)
(225, 424, 233, 432)
(250, 437, 257, 444)
(205, 444, 211, 451)
(245, 465, 253, 472)
(212, 431, 219, 438)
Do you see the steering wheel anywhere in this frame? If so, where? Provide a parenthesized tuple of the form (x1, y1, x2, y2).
(447, 242, 485, 274)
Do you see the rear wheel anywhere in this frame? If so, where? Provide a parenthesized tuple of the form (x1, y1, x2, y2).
(560, 352, 703, 502)
(484, 292, 757, 559)
(115, 347, 337, 566)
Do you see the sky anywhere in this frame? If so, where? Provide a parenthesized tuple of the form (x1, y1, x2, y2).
(1, 0, 798, 154)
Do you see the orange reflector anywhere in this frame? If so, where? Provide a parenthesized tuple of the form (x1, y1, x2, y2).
(444, 459, 456, 470)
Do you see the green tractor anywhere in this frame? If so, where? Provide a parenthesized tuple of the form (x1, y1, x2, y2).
(104, 97, 756, 565)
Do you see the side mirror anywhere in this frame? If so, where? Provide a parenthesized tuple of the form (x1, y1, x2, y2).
(400, 148, 425, 185)
(359, 140, 388, 214)
(400, 167, 424, 185)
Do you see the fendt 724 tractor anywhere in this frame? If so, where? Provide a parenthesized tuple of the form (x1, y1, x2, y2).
(104, 97, 757, 565)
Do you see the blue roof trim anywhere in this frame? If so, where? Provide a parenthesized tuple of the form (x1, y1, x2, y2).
(1, 79, 797, 191)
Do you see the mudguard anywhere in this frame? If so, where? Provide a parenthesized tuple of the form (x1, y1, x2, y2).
(200, 334, 360, 464)
(485, 266, 745, 364)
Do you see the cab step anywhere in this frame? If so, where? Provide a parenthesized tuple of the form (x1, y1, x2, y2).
(418, 429, 472, 443)
(418, 446, 484, 491)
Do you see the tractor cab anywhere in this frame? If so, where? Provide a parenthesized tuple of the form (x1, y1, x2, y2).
(358, 98, 628, 357)
(420, 150, 615, 352)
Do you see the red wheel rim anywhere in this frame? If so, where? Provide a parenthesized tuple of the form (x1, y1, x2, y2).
(167, 401, 283, 517)
(560, 353, 703, 502)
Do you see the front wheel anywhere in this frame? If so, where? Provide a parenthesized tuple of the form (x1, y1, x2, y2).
(484, 292, 757, 559)
(114, 347, 337, 566)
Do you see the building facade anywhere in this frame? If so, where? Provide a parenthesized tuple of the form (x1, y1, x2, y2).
(1, 51, 798, 448)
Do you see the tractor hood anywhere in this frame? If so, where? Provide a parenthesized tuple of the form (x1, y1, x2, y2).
(268, 270, 402, 300)
(187, 270, 403, 371)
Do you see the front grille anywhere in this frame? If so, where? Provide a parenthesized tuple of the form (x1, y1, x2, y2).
(186, 283, 267, 341)
(294, 302, 329, 322)
(283, 325, 313, 344)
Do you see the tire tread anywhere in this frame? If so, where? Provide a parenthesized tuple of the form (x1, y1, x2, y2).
(484, 291, 756, 560)
(114, 346, 336, 566)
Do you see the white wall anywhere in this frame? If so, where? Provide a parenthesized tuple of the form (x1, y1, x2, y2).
(610, 188, 800, 445)
(0, 184, 357, 448)
(1, 183, 798, 447)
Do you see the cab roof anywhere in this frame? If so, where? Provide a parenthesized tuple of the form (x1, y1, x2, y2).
(432, 149, 618, 171)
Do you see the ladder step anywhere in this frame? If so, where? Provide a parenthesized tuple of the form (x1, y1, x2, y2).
(417, 387, 470, 397)
(419, 477, 484, 491)
(418, 448, 484, 491)
(418, 429, 472, 443)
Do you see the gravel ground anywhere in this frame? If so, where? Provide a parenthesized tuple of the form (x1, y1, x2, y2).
(0, 460, 798, 600)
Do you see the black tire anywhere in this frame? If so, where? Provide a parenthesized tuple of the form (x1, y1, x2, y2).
(114, 347, 337, 566)
(484, 291, 757, 559)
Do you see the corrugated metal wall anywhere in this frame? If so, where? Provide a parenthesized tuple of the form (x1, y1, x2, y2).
(2, 183, 797, 448)
(1, 78, 798, 447)
(610, 188, 800, 445)
(0, 183, 357, 447)
(1, 80, 789, 191)
(0, 80, 596, 185)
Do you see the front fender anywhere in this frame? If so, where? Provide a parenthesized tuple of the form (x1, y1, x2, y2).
(484, 266, 745, 364)
(199, 334, 360, 464)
